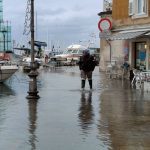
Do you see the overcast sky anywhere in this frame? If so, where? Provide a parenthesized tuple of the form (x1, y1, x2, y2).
(3, 0, 103, 50)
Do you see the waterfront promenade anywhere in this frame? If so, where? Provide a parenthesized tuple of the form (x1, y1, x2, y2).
(0, 66, 150, 150)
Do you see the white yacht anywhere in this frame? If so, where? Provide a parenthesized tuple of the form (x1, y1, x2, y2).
(0, 61, 18, 83)
(54, 44, 87, 65)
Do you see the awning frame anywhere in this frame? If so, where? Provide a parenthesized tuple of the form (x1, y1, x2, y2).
(99, 30, 150, 41)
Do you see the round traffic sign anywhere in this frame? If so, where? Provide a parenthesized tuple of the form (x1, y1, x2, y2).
(98, 18, 112, 32)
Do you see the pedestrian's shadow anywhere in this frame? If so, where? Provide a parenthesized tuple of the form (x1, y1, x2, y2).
(78, 91, 94, 135)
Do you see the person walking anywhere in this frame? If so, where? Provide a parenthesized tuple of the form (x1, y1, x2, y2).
(78, 49, 97, 90)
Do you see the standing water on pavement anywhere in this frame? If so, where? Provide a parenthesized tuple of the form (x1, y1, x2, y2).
(0, 66, 150, 150)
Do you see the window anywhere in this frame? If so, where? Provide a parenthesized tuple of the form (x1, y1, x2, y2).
(72, 50, 78, 54)
(137, 0, 147, 14)
(129, 0, 148, 17)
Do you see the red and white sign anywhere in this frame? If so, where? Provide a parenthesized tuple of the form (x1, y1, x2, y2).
(98, 18, 112, 32)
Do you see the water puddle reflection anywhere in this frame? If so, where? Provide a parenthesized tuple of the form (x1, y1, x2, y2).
(78, 91, 94, 136)
(0, 67, 150, 149)
(27, 99, 38, 150)
(0, 84, 15, 97)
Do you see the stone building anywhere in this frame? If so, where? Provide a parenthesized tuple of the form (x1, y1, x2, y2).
(98, 0, 150, 71)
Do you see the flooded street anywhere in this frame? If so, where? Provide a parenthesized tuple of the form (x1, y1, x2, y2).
(0, 66, 150, 150)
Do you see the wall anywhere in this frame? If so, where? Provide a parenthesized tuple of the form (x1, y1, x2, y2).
(99, 39, 125, 71)
(112, 0, 150, 28)
(112, 0, 128, 20)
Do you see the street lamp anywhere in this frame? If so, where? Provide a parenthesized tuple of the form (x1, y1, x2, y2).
(26, 0, 39, 99)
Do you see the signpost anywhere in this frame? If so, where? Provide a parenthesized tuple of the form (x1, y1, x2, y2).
(98, 18, 112, 32)
(98, 18, 112, 62)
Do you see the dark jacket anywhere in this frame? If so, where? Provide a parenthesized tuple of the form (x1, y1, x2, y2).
(78, 54, 97, 72)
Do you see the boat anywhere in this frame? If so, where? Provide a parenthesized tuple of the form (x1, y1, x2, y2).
(54, 44, 87, 65)
(53, 44, 100, 66)
(0, 53, 18, 83)
(0, 63, 18, 83)
(43, 57, 66, 68)
(13, 41, 47, 72)
(21, 57, 43, 72)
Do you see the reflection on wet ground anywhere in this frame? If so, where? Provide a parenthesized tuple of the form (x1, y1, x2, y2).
(78, 91, 94, 136)
(99, 75, 150, 150)
(0, 83, 15, 97)
(28, 99, 38, 150)
(0, 66, 150, 150)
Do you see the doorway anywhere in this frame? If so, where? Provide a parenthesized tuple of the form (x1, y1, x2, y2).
(135, 42, 147, 70)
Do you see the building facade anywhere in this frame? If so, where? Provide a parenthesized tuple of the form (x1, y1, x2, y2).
(99, 0, 150, 71)
(0, 0, 11, 52)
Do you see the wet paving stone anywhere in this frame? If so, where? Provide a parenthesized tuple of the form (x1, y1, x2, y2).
(0, 66, 150, 150)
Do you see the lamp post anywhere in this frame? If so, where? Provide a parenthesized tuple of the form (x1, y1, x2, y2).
(26, 0, 39, 99)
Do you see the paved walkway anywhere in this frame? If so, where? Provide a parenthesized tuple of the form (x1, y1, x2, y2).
(1, 66, 150, 150)
(99, 73, 150, 150)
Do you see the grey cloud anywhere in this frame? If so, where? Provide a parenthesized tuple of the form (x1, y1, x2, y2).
(37, 8, 67, 16)
(4, 0, 102, 48)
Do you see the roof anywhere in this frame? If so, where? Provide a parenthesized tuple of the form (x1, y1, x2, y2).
(34, 41, 47, 47)
(98, 11, 112, 16)
(13, 47, 31, 51)
(108, 31, 148, 40)
(67, 44, 87, 50)
(28, 41, 47, 47)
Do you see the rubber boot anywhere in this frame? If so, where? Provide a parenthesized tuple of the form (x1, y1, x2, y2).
(81, 80, 85, 89)
(88, 80, 92, 89)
